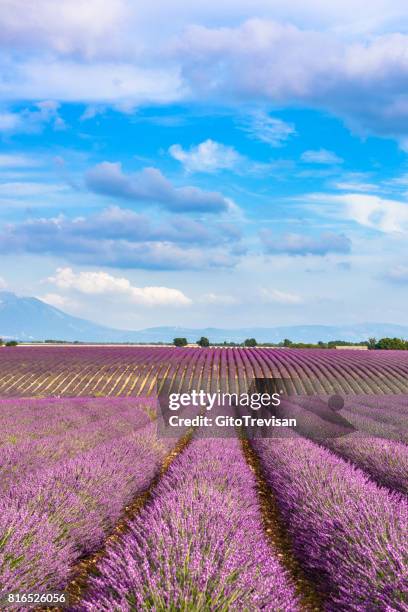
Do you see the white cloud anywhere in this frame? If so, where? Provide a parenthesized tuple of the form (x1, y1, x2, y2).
(1, 9, 408, 140)
(172, 19, 408, 141)
(384, 265, 408, 283)
(0, 277, 7, 290)
(1, 1, 406, 62)
(0, 101, 65, 134)
(260, 288, 303, 304)
(385, 173, 408, 187)
(239, 111, 296, 146)
(0, 60, 183, 105)
(332, 180, 378, 192)
(39, 293, 77, 310)
(0, 113, 21, 131)
(0, 208, 241, 270)
(0, 0, 128, 59)
(85, 162, 232, 213)
(301, 149, 343, 164)
(201, 292, 238, 305)
(169, 139, 243, 173)
(261, 229, 351, 256)
(0, 154, 41, 168)
(0, 182, 67, 197)
(309, 192, 408, 233)
(47, 267, 192, 307)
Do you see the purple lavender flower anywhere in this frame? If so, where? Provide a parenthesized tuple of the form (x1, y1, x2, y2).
(253, 437, 408, 610)
(80, 438, 300, 611)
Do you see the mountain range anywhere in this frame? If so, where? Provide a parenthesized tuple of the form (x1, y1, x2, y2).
(1, 291, 408, 344)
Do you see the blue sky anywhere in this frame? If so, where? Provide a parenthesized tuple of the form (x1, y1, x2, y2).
(2, 1, 408, 329)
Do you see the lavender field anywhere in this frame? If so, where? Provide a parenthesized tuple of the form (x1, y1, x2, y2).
(2, 345, 408, 396)
(0, 347, 407, 610)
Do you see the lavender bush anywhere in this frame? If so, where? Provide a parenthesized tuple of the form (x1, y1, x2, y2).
(325, 434, 408, 495)
(0, 398, 174, 592)
(80, 438, 300, 611)
(254, 437, 408, 611)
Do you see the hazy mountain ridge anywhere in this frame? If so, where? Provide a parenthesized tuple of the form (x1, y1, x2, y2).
(1, 292, 408, 343)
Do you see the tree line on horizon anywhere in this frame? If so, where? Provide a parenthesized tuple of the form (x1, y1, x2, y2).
(2, 337, 408, 350)
(0, 339, 18, 347)
(173, 336, 408, 350)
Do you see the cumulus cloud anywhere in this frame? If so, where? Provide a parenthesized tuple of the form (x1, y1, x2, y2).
(0, 276, 7, 290)
(309, 192, 408, 233)
(0, 206, 241, 270)
(85, 163, 232, 213)
(0, 0, 128, 59)
(48, 267, 192, 306)
(260, 288, 303, 304)
(2, 7, 408, 139)
(301, 149, 343, 164)
(173, 19, 408, 141)
(169, 139, 243, 173)
(261, 229, 351, 256)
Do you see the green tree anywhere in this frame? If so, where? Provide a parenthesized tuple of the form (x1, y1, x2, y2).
(367, 337, 377, 350)
(244, 338, 257, 347)
(375, 337, 408, 350)
(5, 340, 18, 347)
(283, 338, 292, 347)
(173, 337, 188, 347)
(197, 336, 210, 347)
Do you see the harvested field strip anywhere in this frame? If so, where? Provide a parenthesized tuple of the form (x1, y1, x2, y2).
(2, 347, 408, 396)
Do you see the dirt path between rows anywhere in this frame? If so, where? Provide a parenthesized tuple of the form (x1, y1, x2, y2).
(241, 438, 324, 612)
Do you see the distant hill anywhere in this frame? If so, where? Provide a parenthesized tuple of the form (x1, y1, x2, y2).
(0, 292, 128, 342)
(1, 291, 408, 344)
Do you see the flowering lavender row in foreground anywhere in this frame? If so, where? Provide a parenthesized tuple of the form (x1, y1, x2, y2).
(253, 438, 408, 611)
(80, 438, 300, 611)
(0, 399, 173, 593)
(325, 434, 408, 495)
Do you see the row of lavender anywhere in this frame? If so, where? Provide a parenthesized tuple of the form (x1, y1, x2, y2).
(253, 437, 408, 611)
(272, 396, 408, 495)
(78, 433, 408, 610)
(2, 346, 408, 395)
(79, 438, 301, 611)
(0, 397, 174, 593)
